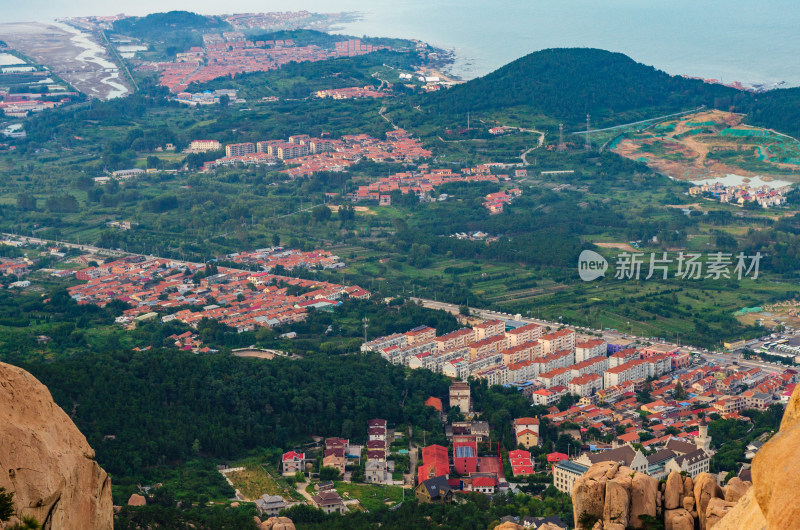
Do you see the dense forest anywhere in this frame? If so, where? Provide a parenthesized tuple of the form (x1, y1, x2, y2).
(23, 349, 451, 477)
(424, 48, 747, 126)
(746, 86, 800, 139)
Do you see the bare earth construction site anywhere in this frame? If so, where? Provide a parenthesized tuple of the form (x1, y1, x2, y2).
(611, 109, 800, 182)
(0, 22, 130, 100)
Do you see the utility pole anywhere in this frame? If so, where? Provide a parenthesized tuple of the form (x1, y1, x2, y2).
(585, 114, 591, 151)
(558, 123, 565, 151)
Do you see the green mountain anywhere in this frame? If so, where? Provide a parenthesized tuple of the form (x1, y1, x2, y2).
(426, 48, 749, 126)
(747, 86, 800, 139)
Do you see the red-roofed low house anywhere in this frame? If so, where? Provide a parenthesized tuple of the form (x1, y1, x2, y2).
(466, 475, 498, 494)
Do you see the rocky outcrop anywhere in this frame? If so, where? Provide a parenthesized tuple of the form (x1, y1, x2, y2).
(704, 497, 737, 529)
(693, 473, 723, 530)
(0, 361, 113, 529)
(259, 517, 296, 530)
(573, 464, 658, 530)
(711, 488, 766, 530)
(664, 472, 682, 510)
(575, 467, 754, 530)
(664, 508, 693, 530)
(722, 477, 750, 503)
(126, 494, 146, 506)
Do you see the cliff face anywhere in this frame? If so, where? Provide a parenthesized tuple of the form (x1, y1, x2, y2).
(713, 379, 800, 530)
(0, 362, 113, 529)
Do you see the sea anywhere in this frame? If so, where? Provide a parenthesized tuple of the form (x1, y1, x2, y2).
(3, 0, 800, 86)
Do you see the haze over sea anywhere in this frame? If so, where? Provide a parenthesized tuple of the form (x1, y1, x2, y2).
(4, 0, 800, 86)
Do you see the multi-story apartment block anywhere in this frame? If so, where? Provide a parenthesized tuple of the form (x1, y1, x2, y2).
(473, 319, 505, 342)
(225, 142, 255, 157)
(604, 359, 648, 388)
(505, 323, 542, 347)
(406, 325, 436, 346)
(575, 339, 607, 363)
(538, 367, 572, 388)
(436, 328, 474, 352)
(608, 348, 640, 368)
(501, 341, 541, 365)
(568, 373, 603, 397)
(540, 329, 576, 354)
(469, 334, 507, 359)
(567, 356, 608, 378)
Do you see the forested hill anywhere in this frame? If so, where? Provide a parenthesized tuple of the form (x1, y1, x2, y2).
(746, 86, 800, 139)
(425, 48, 747, 126)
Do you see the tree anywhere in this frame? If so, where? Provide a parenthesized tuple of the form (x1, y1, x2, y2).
(16, 192, 36, 211)
(319, 466, 340, 481)
(218, 94, 230, 107)
(0, 487, 14, 521)
(311, 205, 331, 223)
(673, 380, 687, 400)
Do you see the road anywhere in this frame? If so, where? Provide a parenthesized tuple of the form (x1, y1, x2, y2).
(405, 424, 417, 487)
(572, 107, 706, 135)
(3, 233, 131, 258)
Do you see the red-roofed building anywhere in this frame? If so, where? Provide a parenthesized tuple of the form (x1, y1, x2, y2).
(418, 445, 450, 484)
(282, 451, 305, 475)
(425, 396, 443, 412)
(453, 435, 478, 474)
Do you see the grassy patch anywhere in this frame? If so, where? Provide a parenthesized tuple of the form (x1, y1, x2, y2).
(333, 481, 405, 512)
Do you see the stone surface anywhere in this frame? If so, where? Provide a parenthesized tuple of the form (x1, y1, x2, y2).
(681, 495, 695, 512)
(682, 476, 694, 497)
(260, 517, 296, 530)
(494, 523, 523, 530)
(705, 497, 737, 530)
(0, 361, 113, 530)
(664, 508, 694, 530)
(126, 494, 146, 506)
(693, 473, 723, 530)
(712, 488, 766, 530)
(629, 471, 658, 529)
(573, 462, 617, 527)
(664, 472, 683, 510)
(603, 474, 631, 529)
(750, 387, 800, 529)
(723, 477, 750, 503)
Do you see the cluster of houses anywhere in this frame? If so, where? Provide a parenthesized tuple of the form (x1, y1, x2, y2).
(0, 92, 76, 118)
(202, 130, 431, 176)
(0, 256, 31, 278)
(415, 383, 544, 504)
(67, 254, 369, 333)
(143, 34, 391, 93)
(315, 86, 387, 99)
(174, 89, 241, 106)
(484, 188, 522, 214)
(689, 181, 792, 208)
(352, 165, 503, 204)
(220, 247, 344, 272)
